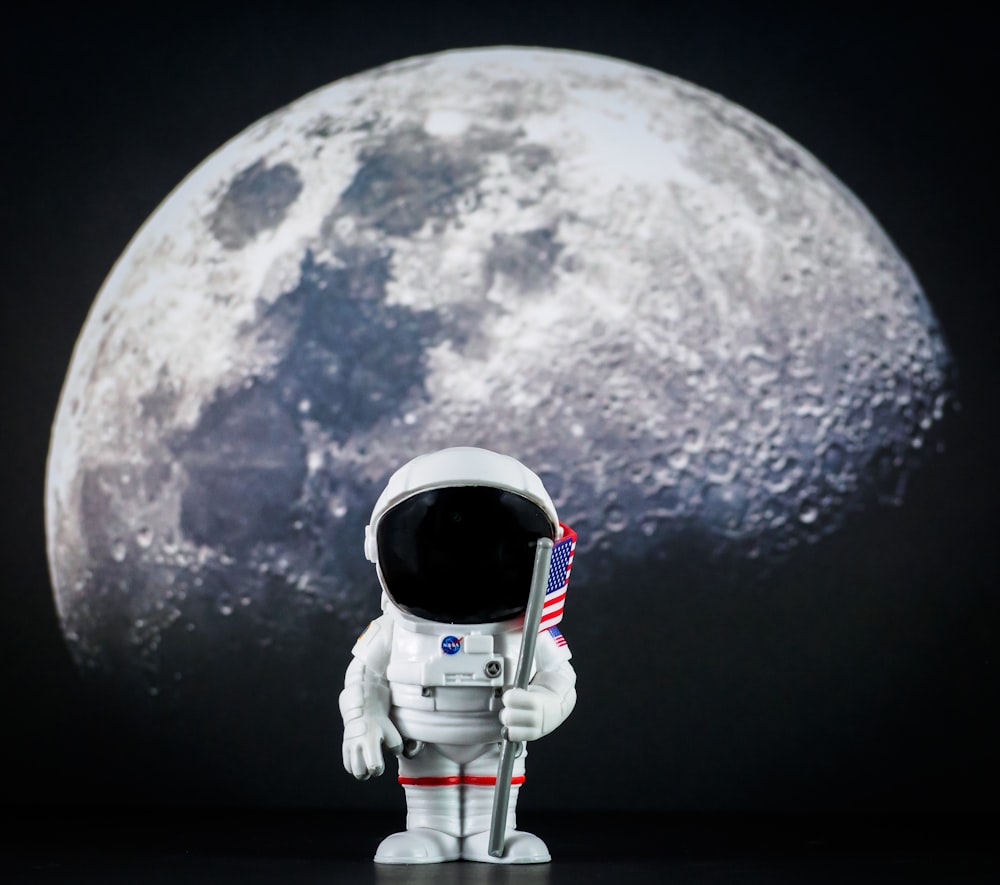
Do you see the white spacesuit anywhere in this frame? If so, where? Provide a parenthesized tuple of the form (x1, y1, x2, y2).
(340, 447, 577, 864)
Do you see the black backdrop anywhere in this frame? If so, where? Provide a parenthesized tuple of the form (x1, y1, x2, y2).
(3, 3, 998, 817)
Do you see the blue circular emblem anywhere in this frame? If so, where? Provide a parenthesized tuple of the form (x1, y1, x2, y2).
(441, 635, 462, 655)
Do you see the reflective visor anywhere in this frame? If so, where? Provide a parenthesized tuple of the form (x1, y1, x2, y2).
(377, 486, 555, 624)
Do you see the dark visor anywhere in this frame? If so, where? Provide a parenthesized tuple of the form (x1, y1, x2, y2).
(377, 486, 554, 624)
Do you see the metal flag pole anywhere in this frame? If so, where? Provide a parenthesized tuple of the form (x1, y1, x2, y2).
(488, 536, 553, 859)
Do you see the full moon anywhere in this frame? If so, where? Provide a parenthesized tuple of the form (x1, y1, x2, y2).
(46, 47, 951, 697)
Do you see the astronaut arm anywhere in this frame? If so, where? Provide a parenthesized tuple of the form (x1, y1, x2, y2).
(339, 619, 402, 780)
(499, 634, 577, 743)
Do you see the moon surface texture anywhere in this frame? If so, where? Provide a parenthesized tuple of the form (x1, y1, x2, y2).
(47, 48, 950, 695)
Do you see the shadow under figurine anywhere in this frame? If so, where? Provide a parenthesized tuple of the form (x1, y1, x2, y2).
(340, 447, 578, 864)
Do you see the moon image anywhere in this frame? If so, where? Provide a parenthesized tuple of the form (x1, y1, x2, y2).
(46, 45, 951, 707)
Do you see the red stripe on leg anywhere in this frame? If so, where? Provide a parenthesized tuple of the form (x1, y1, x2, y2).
(397, 776, 461, 786)
(460, 775, 526, 786)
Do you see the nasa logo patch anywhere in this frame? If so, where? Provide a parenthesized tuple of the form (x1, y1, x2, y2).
(441, 635, 462, 655)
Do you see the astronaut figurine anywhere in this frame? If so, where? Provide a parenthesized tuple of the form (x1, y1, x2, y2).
(340, 446, 577, 864)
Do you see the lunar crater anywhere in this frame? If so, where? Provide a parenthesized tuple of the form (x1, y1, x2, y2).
(338, 124, 484, 237)
(485, 226, 564, 293)
(211, 160, 304, 249)
(47, 47, 952, 697)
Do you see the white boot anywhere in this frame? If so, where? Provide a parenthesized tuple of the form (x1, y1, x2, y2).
(461, 829, 551, 864)
(374, 827, 460, 864)
(374, 763, 462, 864)
(458, 777, 551, 864)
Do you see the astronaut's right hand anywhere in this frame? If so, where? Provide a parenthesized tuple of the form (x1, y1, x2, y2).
(342, 714, 403, 780)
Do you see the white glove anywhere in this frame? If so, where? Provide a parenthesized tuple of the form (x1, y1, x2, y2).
(499, 663, 578, 743)
(341, 712, 403, 780)
(499, 687, 552, 743)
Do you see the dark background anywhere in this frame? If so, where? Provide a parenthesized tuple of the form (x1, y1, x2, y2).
(3, 0, 998, 832)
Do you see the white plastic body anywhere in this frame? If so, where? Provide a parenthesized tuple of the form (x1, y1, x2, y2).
(349, 599, 574, 750)
(341, 446, 576, 862)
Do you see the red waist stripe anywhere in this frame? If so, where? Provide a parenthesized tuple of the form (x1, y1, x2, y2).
(462, 775, 526, 786)
(398, 775, 526, 786)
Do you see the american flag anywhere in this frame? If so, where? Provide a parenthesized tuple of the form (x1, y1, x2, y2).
(547, 625, 568, 648)
(539, 523, 575, 631)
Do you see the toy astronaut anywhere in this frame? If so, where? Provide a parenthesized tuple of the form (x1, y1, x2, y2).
(340, 447, 577, 864)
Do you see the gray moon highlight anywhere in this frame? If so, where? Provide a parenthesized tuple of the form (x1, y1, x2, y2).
(46, 47, 951, 694)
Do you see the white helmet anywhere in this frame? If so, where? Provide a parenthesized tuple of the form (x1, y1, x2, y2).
(365, 447, 560, 624)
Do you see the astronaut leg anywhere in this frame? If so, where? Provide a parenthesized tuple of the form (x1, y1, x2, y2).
(373, 745, 461, 864)
(459, 745, 551, 864)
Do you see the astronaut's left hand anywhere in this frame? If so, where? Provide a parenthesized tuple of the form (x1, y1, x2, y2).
(499, 687, 552, 743)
